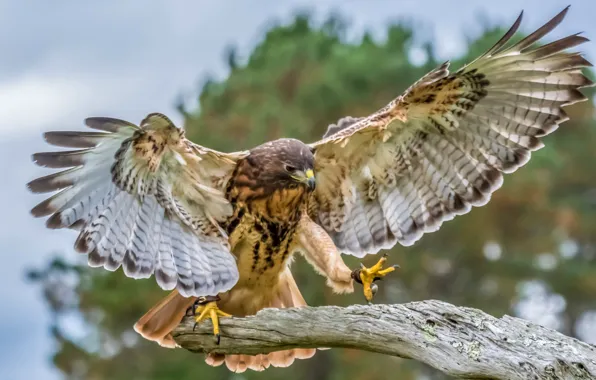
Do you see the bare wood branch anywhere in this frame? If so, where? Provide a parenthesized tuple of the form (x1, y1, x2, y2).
(172, 300, 596, 379)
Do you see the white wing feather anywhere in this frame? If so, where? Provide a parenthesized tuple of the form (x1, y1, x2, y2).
(29, 113, 247, 297)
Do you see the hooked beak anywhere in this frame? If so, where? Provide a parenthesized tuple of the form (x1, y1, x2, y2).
(291, 168, 316, 190)
(305, 169, 316, 190)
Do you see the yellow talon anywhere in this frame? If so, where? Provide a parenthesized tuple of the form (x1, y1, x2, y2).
(192, 296, 231, 344)
(352, 254, 399, 303)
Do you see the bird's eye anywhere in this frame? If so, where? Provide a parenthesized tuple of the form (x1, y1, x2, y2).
(284, 164, 296, 172)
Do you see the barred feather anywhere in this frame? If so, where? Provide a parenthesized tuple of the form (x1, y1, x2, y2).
(43, 131, 109, 148)
(28, 113, 244, 297)
(310, 7, 593, 256)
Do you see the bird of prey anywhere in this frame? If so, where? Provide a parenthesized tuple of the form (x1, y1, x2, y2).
(28, 7, 592, 373)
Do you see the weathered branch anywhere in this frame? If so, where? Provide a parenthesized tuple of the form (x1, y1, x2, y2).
(173, 300, 596, 379)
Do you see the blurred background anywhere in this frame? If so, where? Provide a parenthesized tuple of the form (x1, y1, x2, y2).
(2, 0, 595, 379)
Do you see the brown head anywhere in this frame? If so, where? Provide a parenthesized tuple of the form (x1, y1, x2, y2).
(230, 138, 315, 201)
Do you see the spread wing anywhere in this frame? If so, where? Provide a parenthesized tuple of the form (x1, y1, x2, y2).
(28, 113, 249, 297)
(308, 7, 593, 257)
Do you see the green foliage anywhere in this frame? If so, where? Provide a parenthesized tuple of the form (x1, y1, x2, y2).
(30, 13, 596, 380)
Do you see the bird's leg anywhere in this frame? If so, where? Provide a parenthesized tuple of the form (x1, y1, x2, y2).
(351, 253, 399, 303)
(191, 295, 231, 344)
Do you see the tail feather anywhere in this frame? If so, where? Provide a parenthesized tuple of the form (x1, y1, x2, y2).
(216, 270, 317, 373)
(134, 270, 317, 373)
(133, 290, 196, 348)
(205, 353, 226, 367)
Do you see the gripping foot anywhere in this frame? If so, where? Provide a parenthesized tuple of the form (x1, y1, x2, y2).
(351, 253, 399, 303)
(192, 295, 231, 344)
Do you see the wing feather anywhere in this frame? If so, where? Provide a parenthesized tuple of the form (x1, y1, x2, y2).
(309, 7, 593, 256)
(29, 113, 248, 297)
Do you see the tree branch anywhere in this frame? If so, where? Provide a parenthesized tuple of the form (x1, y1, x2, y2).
(172, 300, 596, 379)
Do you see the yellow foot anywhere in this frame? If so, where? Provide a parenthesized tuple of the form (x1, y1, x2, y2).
(192, 295, 231, 344)
(351, 254, 399, 304)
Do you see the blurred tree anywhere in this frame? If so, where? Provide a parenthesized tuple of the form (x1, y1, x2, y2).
(29, 11, 595, 380)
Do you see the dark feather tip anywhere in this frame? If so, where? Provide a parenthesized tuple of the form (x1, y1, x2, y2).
(88, 249, 107, 267)
(30, 199, 54, 217)
(74, 232, 91, 253)
(45, 213, 65, 229)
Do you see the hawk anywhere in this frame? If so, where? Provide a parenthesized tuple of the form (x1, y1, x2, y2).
(28, 7, 592, 373)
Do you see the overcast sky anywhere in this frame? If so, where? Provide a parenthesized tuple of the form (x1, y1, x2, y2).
(1, 1, 595, 379)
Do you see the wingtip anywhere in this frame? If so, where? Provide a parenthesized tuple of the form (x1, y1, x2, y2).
(83, 117, 95, 127)
(31, 153, 40, 167)
(25, 179, 42, 194)
(84, 117, 104, 131)
(83, 116, 110, 129)
(30, 201, 57, 218)
(483, 9, 524, 56)
(557, 5, 571, 19)
(31, 152, 44, 167)
(41, 131, 62, 146)
(515, 9, 524, 25)
(552, 5, 571, 24)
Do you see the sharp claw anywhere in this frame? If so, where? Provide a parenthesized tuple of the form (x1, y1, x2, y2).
(371, 283, 378, 295)
(392, 264, 401, 269)
(360, 262, 366, 269)
(193, 322, 198, 332)
(216, 333, 221, 345)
